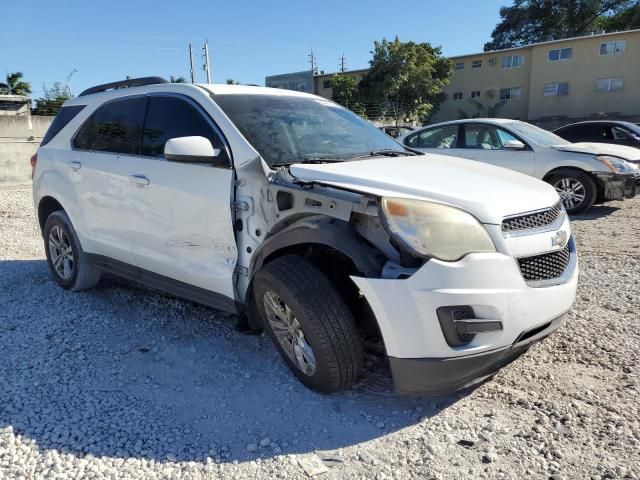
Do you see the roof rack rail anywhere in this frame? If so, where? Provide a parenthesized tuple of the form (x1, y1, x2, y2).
(78, 76, 169, 97)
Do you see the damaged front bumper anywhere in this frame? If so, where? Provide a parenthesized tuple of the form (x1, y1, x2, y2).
(595, 172, 638, 200)
(350, 241, 578, 395)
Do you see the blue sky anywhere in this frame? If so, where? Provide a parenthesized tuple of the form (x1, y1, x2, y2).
(2, 0, 505, 97)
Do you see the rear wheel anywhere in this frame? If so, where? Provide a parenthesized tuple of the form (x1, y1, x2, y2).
(547, 170, 597, 214)
(43, 211, 102, 291)
(253, 255, 363, 393)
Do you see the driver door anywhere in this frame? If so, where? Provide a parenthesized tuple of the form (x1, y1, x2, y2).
(460, 123, 535, 176)
(127, 94, 237, 300)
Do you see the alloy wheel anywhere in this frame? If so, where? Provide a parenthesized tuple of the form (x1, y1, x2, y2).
(48, 225, 74, 280)
(263, 290, 317, 376)
(553, 177, 586, 210)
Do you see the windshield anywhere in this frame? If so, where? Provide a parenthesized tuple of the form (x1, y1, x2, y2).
(507, 121, 571, 147)
(213, 93, 405, 166)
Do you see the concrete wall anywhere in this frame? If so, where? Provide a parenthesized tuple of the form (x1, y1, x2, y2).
(0, 116, 53, 184)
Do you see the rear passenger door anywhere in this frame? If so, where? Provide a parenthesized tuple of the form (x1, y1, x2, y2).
(71, 96, 146, 263)
(403, 124, 463, 158)
(127, 94, 237, 300)
(460, 123, 535, 175)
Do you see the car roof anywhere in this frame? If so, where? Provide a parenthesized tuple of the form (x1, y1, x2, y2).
(64, 82, 320, 107)
(422, 118, 518, 129)
(554, 120, 640, 131)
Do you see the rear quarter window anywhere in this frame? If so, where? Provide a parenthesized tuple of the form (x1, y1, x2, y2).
(41, 105, 86, 146)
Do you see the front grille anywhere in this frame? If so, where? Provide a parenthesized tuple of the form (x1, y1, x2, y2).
(518, 244, 571, 281)
(502, 202, 562, 233)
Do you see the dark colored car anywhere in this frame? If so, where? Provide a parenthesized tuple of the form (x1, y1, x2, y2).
(379, 125, 415, 138)
(553, 121, 640, 149)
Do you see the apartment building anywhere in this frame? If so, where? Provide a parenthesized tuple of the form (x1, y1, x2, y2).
(434, 29, 640, 124)
(265, 30, 640, 125)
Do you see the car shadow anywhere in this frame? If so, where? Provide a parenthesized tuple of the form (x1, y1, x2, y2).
(570, 204, 621, 221)
(0, 259, 466, 465)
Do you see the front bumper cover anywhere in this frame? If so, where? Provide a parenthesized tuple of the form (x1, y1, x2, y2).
(389, 313, 565, 395)
(594, 172, 638, 200)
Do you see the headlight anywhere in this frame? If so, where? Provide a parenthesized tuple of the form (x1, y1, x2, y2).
(380, 198, 496, 261)
(596, 155, 638, 173)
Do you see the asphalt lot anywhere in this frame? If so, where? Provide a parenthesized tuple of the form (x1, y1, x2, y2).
(1, 183, 639, 479)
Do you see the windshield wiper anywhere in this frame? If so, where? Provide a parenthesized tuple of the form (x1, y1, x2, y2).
(349, 149, 418, 159)
(271, 158, 343, 167)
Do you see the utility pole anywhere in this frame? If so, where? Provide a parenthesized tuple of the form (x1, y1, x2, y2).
(203, 41, 211, 84)
(308, 49, 318, 74)
(339, 54, 347, 73)
(66, 68, 77, 97)
(189, 44, 195, 83)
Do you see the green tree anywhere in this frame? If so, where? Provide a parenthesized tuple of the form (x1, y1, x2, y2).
(358, 37, 452, 124)
(598, 1, 640, 30)
(329, 75, 366, 116)
(169, 75, 187, 83)
(33, 82, 70, 116)
(0, 71, 32, 96)
(457, 99, 506, 119)
(226, 79, 240, 85)
(484, 0, 638, 51)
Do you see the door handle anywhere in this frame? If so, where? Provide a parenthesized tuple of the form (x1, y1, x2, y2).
(69, 161, 82, 171)
(129, 174, 150, 186)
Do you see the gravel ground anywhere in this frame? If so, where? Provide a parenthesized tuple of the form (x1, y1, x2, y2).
(0, 183, 638, 480)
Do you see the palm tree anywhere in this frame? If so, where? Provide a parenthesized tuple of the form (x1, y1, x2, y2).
(458, 99, 505, 119)
(0, 72, 32, 96)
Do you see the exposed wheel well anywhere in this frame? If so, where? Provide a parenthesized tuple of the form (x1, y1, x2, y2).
(251, 243, 384, 348)
(38, 196, 64, 234)
(543, 167, 594, 182)
(543, 167, 603, 199)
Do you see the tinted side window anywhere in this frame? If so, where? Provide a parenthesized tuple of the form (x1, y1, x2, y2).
(142, 96, 225, 158)
(73, 98, 147, 154)
(41, 105, 85, 146)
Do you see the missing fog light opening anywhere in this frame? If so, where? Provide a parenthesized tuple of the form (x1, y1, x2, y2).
(437, 306, 503, 347)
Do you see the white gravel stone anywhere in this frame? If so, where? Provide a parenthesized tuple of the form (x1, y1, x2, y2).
(1, 185, 639, 479)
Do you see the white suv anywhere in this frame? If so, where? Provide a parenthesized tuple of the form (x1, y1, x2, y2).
(33, 77, 578, 394)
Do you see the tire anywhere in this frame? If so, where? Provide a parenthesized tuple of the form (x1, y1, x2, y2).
(253, 255, 363, 393)
(547, 170, 597, 214)
(43, 210, 102, 291)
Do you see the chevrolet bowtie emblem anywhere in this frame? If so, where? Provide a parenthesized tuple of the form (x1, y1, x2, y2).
(551, 230, 568, 248)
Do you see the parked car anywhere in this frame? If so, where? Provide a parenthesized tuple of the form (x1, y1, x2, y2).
(33, 78, 577, 395)
(553, 121, 640, 150)
(379, 125, 415, 138)
(399, 119, 639, 214)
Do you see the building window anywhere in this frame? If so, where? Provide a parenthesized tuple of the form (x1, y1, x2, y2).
(499, 87, 522, 100)
(472, 60, 482, 69)
(596, 77, 624, 92)
(600, 40, 626, 55)
(548, 47, 573, 61)
(453, 92, 464, 100)
(470, 90, 481, 99)
(544, 82, 569, 96)
(455, 62, 464, 70)
(323, 80, 331, 89)
(502, 55, 524, 68)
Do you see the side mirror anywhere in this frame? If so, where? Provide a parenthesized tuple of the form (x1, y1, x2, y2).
(503, 140, 526, 150)
(164, 136, 221, 163)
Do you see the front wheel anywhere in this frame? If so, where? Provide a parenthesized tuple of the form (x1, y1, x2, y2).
(547, 170, 597, 214)
(253, 255, 363, 393)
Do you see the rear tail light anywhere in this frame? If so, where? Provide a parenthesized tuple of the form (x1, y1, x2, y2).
(30, 153, 37, 178)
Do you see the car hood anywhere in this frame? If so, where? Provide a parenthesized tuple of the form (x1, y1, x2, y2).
(553, 142, 640, 162)
(289, 154, 559, 225)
